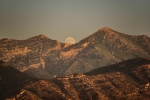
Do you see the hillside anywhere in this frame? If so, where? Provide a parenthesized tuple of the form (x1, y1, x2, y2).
(1, 58, 150, 100)
(23, 58, 150, 100)
(0, 60, 37, 99)
(64, 27, 150, 75)
(0, 27, 150, 79)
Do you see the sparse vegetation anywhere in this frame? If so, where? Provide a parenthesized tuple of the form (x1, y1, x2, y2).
(0, 58, 150, 99)
(0, 28, 150, 99)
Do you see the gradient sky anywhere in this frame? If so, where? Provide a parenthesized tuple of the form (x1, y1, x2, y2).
(0, 0, 150, 43)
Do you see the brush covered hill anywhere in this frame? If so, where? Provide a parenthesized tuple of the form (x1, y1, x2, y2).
(24, 58, 150, 100)
(0, 27, 150, 79)
(0, 60, 38, 99)
(1, 58, 150, 100)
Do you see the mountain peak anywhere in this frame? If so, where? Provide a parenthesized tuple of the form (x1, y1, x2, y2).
(97, 27, 114, 32)
(28, 34, 49, 40)
(93, 27, 120, 37)
(37, 34, 49, 39)
(101, 27, 112, 30)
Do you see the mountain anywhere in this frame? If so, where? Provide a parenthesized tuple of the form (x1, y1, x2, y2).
(0, 60, 37, 99)
(0, 35, 65, 79)
(1, 58, 150, 100)
(63, 27, 150, 75)
(0, 28, 150, 79)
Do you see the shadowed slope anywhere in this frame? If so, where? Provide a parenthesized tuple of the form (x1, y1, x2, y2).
(0, 58, 150, 99)
(0, 60, 38, 99)
(85, 58, 150, 76)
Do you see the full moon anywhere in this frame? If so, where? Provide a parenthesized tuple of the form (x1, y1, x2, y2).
(65, 37, 76, 44)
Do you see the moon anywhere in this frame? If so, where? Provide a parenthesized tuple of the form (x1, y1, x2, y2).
(65, 37, 76, 44)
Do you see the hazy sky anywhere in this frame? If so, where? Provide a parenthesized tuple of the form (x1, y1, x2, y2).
(0, 0, 150, 43)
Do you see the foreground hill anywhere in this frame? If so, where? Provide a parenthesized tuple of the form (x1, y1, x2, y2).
(1, 58, 150, 100)
(0, 60, 37, 99)
(0, 27, 150, 79)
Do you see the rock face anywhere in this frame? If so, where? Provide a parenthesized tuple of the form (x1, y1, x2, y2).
(0, 28, 150, 79)
(0, 58, 150, 100)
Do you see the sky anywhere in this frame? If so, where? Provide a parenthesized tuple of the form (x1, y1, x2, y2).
(0, 0, 150, 43)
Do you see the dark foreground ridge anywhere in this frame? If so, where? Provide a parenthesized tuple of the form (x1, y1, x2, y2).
(0, 58, 150, 99)
(85, 58, 150, 75)
(0, 60, 38, 99)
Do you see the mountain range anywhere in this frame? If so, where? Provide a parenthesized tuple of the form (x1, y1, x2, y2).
(0, 58, 150, 99)
(0, 27, 150, 99)
(0, 27, 150, 79)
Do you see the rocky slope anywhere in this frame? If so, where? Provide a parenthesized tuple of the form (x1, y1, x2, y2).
(64, 27, 150, 75)
(0, 58, 150, 100)
(0, 27, 150, 79)
(0, 35, 65, 78)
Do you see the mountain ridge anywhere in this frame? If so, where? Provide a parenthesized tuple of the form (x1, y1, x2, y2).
(0, 58, 150, 99)
(0, 27, 150, 79)
(1, 27, 149, 43)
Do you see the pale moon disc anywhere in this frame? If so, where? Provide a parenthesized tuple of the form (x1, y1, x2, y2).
(65, 37, 76, 44)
